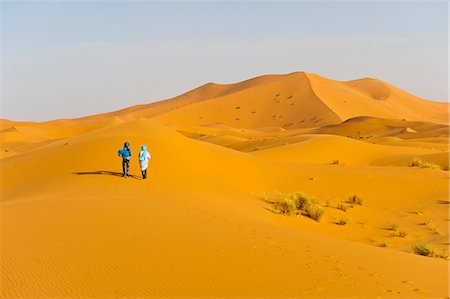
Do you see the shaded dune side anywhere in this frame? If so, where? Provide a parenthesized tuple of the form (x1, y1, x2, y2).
(315, 116, 449, 139)
(307, 74, 449, 124)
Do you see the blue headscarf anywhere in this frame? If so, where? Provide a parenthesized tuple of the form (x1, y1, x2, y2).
(139, 144, 148, 161)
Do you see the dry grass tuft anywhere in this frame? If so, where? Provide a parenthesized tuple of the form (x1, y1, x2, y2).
(337, 218, 348, 225)
(270, 192, 325, 221)
(409, 158, 441, 170)
(346, 194, 363, 206)
(412, 242, 448, 259)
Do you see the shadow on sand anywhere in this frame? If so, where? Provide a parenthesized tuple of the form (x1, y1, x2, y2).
(72, 171, 142, 180)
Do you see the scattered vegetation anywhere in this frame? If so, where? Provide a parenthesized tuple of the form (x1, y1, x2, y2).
(409, 158, 441, 170)
(346, 194, 363, 206)
(337, 218, 348, 225)
(336, 203, 348, 212)
(272, 192, 325, 221)
(412, 242, 448, 259)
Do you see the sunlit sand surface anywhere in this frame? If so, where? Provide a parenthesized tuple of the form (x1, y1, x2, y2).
(1, 72, 448, 297)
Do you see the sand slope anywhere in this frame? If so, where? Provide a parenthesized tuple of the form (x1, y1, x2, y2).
(1, 72, 449, 297)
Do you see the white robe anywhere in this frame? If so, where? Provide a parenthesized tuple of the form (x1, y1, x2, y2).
(139, 150, 151, 171)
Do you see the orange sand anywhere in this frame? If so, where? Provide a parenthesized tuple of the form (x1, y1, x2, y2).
(1, 72, 449, 297)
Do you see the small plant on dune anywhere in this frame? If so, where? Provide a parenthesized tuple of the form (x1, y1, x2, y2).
(378, 241, 389, 247)
(270, 192, 325, 221)
(337, 218, 348, 225)
(332, 160, 339, 165)
(412, 242, 433, 256)
(346, 194, 363, 206)
(413, 207, 425, 215)
(428, 225, 443, 236)
(305, 205, 325, 221)
(336, 203, 348, 212)
(420, 219, 432, 226)
(293, 192, 315, 210)
(273, 197, 296, 215)
(387, 223, 399, 231)
(411, 241, 447, 258)
(393, 230, 408, 238)
(409, 158, 441, 170)
(292, 192, 325, 221)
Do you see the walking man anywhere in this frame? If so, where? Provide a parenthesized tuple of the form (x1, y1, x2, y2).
(118, 141, 132, 177)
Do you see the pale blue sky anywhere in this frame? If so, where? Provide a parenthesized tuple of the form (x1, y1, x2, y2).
(2, 1, 448, 121)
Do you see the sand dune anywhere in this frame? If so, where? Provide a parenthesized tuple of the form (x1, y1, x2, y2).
(1, 72, 448, 297)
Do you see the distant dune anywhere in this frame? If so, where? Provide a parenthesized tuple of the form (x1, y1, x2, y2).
(1, 72, 448, 297)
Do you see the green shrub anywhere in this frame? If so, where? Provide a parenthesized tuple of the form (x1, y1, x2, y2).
(346, 194, 363, 205)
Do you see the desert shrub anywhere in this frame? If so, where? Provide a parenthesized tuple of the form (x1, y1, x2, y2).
(332, 160, 339, 165)
(409, 158, 441, 170)
(387, 223, 399, 231)
(378, 241, 388, 247)
(292, 193, 324, 221)
(411, 242, 447, 258)
(413, 207, 425, 215)
(271, 192, 325, 221)
(428, 225, 443, 235)
(292, 192, 316, 210)
(274, 197, 296, 215)
(395, 231, 408, 238)
(346, 194, 363, 206)
(304, 204, 325, 221)
(337, 218, 348, 225)
(420, 219, 432, 226)
(336, 203, 348, 212)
